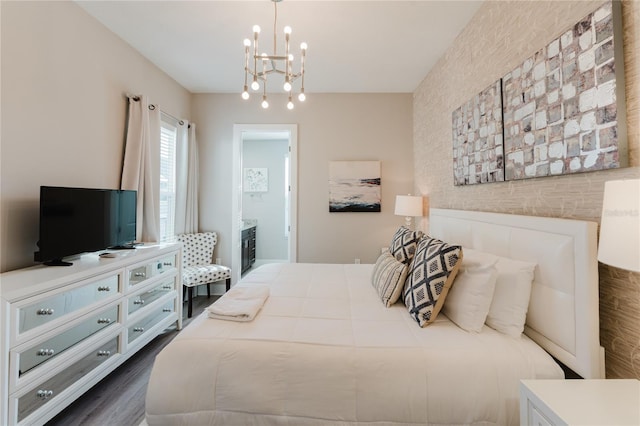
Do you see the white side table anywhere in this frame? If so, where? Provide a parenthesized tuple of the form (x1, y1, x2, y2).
(520, 379, 640, 426)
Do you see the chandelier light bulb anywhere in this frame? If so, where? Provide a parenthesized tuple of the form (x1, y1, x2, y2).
(283, 81, 292, 92)
(242, 91, 250, 100)
(298, 92, 306, 102)
(284, 26, 292, 34)
(253, 25, 261, 34)
(261, 98, 269, 109)
(287, 100, 294, 110)
(288, 54, 294, 61)
(243, 39, 251, 47)
(251, 80, 260, 91)
(300, 42, 308, 50)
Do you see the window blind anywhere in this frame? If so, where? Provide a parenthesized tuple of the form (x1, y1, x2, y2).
(159, 120, 177, 242)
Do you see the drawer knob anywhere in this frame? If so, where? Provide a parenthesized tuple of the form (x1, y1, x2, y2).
(36, 308, 54, 316)
(36, 348, 55, 357)
(162, 285, 172, 290)
(133, 327, 144, 333)
(133, 299, 145, 305)
(36, 390, 54, 400)
(134, 272, 146, 277)
(97, 318, 112, 324)
(162, 308, 172, 313)
(97, 350, 111, 357)
(97, 286, 111, 292)
(163, 262, 172, 266)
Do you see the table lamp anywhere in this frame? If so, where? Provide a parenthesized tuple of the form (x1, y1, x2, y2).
(394, 195, 423, 229)
(597, 179, 640, 272)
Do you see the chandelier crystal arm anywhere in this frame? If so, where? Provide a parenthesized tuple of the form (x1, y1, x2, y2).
(261, 54, 267, 92)
(273, 1, 278, 55)
(300, 43, 306, 88)
(284, 28, 291, 92)
(251, 26, 260, 90)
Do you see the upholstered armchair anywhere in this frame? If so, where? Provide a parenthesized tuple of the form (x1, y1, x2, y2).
(176, 232, 231, 318)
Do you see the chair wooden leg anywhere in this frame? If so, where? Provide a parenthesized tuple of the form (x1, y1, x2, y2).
(225, 278, 231, 292)
(187, 287, 194, 318)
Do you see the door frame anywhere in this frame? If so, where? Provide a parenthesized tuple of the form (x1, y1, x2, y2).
(231, 124, 298, 284)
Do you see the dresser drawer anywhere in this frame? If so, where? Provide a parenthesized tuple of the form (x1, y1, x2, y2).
(127, 254, 177, 287)
(127, 277, 176, 315)
(17, 273, 120, 336)
(529, 404, 554, 426)
(127, 300, 175, 344)
(13, 305, 119, 380)
(14, 337, 119, 423)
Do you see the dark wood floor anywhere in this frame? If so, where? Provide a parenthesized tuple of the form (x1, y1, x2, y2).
(46, 295, 216, 426)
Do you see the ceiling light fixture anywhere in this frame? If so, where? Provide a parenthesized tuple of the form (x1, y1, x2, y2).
(242, 0, 307, 110)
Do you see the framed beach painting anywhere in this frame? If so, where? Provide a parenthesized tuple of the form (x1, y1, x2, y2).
(328, 161, 381, 212)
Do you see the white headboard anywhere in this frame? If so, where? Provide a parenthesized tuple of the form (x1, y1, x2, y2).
(428, 208, 604, 379)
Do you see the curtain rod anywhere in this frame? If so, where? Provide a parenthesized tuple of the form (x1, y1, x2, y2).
(126, 93, 187, 126)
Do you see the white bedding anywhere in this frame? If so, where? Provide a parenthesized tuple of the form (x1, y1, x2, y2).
(146, 263, 563, 426)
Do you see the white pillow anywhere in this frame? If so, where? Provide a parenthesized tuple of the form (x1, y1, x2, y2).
(443, 248, 498, 333)
(485, 256, 537, 338)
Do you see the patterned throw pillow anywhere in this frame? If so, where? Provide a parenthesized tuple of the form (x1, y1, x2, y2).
(403, 236, 463, 327)
(389, 227, 424, 265)
(371, 250, 409, 307)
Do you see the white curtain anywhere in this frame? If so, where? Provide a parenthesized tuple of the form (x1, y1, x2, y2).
(175, 121, 199, 234)
(121, 95, 160, 242)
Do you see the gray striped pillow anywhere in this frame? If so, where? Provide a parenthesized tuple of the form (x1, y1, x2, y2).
(371, 250, 409, 307)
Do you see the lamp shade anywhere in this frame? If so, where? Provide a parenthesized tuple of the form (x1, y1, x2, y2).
(597, 179, 640, 272)
(394, 195, 423, 217)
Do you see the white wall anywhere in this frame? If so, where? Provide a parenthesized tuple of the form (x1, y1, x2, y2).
(193, 93, 414, 267)
(243, 139, 289, 261)
(0, 1, 192, 272)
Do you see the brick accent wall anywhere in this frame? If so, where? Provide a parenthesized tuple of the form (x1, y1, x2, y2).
(413, 0, 639, 378)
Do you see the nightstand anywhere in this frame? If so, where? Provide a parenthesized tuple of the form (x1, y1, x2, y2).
(520, 379, 640, 426)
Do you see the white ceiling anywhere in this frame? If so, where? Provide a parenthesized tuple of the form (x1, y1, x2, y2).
(75, 0, 483, 94)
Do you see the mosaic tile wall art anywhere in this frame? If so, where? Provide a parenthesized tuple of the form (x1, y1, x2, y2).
(502, 1, 623, 180)
(451, 1, 626, 186)
(452, 80, 504, 186)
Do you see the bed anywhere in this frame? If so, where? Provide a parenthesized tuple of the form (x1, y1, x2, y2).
(145, 208, 603, 425)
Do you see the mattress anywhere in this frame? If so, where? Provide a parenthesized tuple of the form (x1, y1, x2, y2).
(145, 263, 563, 425)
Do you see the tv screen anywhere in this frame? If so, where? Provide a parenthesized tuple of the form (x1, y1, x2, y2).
(115, 189, 137, 248)
(34, 186, 137, 265)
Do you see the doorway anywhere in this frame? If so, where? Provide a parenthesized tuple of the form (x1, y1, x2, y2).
(231, 124, 298, 284)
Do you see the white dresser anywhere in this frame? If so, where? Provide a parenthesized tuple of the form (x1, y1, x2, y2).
(0, 243, 182, 426)
(520, 379, 640, 426)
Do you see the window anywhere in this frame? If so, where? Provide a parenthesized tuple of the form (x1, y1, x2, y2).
(159, 117, 177, 242)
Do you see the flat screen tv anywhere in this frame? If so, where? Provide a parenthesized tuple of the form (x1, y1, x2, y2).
(34, 186, 137, 266)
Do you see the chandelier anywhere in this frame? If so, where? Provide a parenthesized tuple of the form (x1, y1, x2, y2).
(242, 0, 307, 110)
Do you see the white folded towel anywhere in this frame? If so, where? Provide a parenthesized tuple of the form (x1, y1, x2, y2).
(207, 284, 270, 322)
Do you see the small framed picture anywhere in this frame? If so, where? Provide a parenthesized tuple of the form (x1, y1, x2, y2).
(244, 167, 268, 192)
